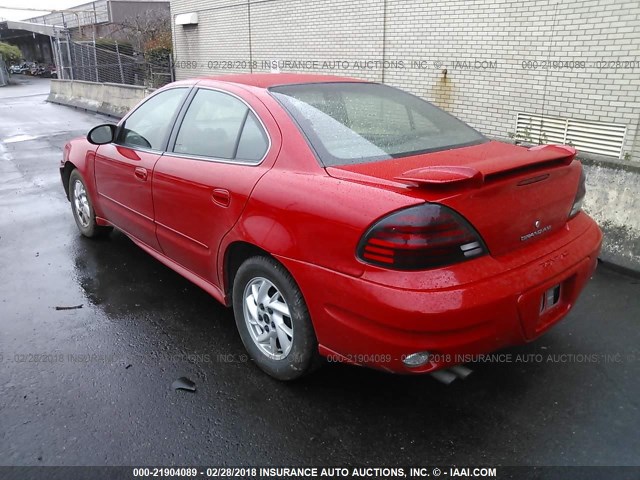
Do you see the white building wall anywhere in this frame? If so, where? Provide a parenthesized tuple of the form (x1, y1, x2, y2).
(170, 0, 640, 161)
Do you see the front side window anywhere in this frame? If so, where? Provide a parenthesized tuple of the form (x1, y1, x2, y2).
(118, 88, 188, 150)
(270, 82, 486, 166)
(173, 89, 268, 163)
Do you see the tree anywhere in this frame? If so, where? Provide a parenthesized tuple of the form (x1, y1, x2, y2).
(110, 9, 173, 88)
(0, 42, 22, 64)
(110, 9, 172, 55)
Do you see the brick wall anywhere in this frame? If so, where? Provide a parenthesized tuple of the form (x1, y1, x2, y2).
(170, 0, 640, 161)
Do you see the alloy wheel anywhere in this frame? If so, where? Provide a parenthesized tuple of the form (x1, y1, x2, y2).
(242, 277, 294, 360)
(73, 179, 91, 228)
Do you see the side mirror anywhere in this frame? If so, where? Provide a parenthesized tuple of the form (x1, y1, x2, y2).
(87, 124, 117, 145)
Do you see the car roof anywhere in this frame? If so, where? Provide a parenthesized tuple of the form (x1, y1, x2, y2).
(196, 73, 368, 89)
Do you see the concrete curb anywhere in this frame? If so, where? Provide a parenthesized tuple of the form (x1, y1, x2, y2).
(48, 95, 125, 119)
(598, 259, 640, 280)
(580, 160, 640, 275)
(493, 137, 640, 275)
(47, 79, 151, 119)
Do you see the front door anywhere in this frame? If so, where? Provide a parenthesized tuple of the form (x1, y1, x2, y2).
(94, 87, 189, 249)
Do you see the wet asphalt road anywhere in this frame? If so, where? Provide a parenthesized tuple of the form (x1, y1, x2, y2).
(0, 77, 639, 470)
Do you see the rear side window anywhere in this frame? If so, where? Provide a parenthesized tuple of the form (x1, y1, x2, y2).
(118, 88, 188, 151)
(173, 89, 268, 163)
(236, 112, 269, 161)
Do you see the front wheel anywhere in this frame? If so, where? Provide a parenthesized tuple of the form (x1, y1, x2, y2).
(232, 256, 320, 380)
(69, 169, 111, 238)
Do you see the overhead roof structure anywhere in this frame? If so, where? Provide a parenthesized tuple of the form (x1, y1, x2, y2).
(0, 19, 66, 38)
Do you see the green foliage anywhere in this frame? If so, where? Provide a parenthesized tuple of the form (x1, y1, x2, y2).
(508, 127, 549, 146)
(508, 127, 533, 145)
(0, 42, 22, 64)
(144, 33, 172, 88)
(145, 45, 171, 65)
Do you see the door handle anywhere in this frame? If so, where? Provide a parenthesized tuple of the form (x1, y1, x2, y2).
(134, 167, 148, 181)
(211, 188, 231, 207)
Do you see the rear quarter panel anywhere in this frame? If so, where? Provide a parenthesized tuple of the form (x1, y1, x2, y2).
(223, 163, 424, 279)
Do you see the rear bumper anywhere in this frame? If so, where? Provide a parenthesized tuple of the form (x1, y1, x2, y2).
(277, 213, 602, 374)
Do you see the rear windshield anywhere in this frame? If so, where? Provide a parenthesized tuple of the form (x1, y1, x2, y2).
(270, 82, 486, 167)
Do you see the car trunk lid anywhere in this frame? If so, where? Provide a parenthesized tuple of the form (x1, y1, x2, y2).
(326, 141, 581, 257)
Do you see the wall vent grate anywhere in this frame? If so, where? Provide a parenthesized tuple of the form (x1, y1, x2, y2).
(515, 113, 627, 158)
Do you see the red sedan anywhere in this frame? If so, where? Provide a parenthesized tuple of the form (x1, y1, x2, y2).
(60, 74, 602, 380)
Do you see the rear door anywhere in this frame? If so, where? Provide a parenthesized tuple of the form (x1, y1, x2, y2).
(94, 87, 189, 249)
(152, 85, 279, 285)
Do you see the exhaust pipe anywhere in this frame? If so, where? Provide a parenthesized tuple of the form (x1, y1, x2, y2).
(450, 365, 473, 379)
(430, 365, 473, 384)
(430, 369, 457, 385)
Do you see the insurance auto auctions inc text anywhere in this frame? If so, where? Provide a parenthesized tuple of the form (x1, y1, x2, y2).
(255, 467, 497, 477)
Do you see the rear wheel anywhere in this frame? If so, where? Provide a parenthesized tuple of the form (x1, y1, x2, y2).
(232, 256, 320, 380)
(69, 169, 111, 238)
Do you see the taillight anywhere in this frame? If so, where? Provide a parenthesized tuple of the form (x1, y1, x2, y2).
(357, 203, 487, 270)
(569, 168, 586, 219)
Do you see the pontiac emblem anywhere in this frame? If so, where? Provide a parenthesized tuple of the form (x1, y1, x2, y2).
(534, 220, 541, 228)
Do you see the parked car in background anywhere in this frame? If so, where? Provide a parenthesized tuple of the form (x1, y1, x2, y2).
(59, 74, 602, 381)
(8, 61, 58, 79)
(9, 63, 30, 74)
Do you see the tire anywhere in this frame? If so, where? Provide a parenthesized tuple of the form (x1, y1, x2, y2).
(69, 169, 111, 238)
(232, 256, 320, 381)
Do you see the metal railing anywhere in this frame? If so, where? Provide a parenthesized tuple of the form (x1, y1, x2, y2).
(55, 39, 173, 89)
(0, 58, 8, 86)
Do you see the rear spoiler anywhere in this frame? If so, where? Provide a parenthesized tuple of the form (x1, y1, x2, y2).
(395, 144, 576, 188)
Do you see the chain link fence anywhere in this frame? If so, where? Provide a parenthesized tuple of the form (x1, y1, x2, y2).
(56, 39, 173, 88)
